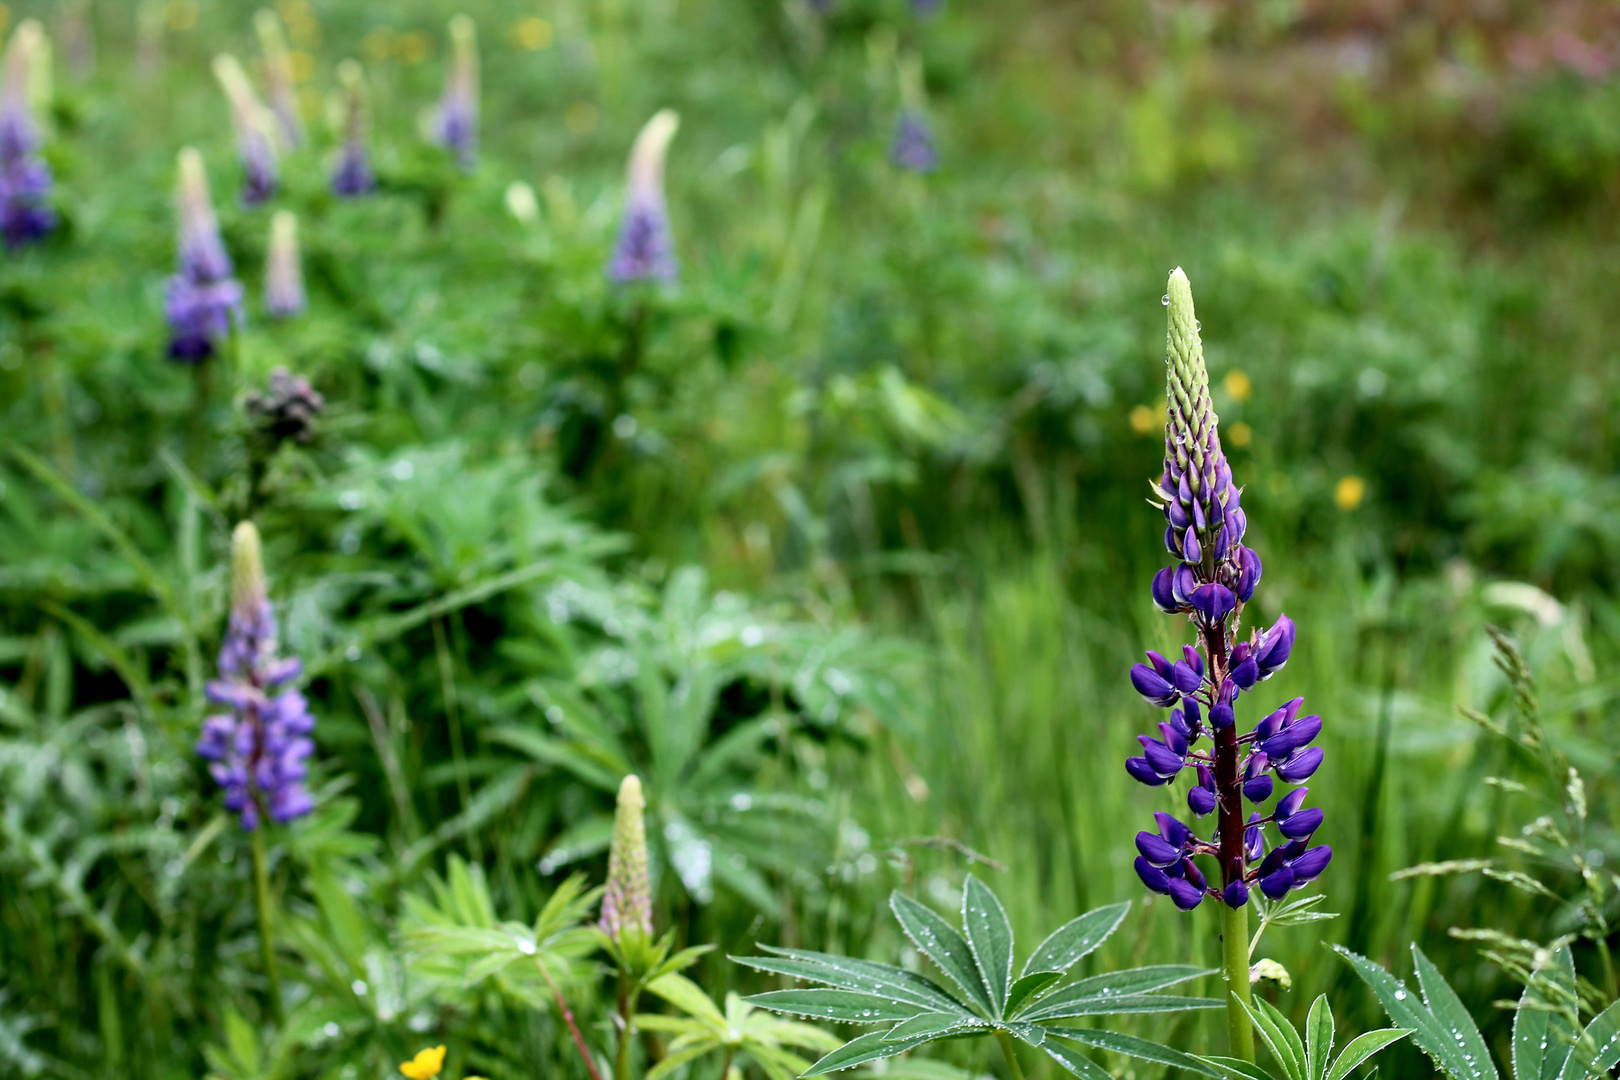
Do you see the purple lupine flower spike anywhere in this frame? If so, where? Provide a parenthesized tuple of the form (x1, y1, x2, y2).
(196, 522, 316, 830)
(433, 15, 479, 172)
(254, 10, 304, 149)
(213, 54, 279, 205)
(891, 111, 938, 173)
(331, 60, 375, 198)
(165, 148, 244, 363)
(0, 20, 57, 248)
(607, 109, 679, 283)
(1124, 268, 1330, 914)
(264, 211, 305, 318)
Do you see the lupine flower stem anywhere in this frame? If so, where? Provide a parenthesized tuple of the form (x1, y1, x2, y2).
(1220, 901, 1254, 1060)
(534, 956, 604, 1080)
(615, 974, 639, 1080)
(250, 826, 284, 1024)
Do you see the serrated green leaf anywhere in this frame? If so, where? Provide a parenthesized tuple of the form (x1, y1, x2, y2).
(961, 875, 1014, 1016)
(735, 948, 966, 1015)
(1307, 995, 1335, 1080)
(746, 989, 925, 1023)
(1332, 945, 1490, 1080)
(1411, 945, 1496, 1080)
(1018, 966, 1212, 1022)
(1022, 904, 1130, 978)
(1325, 1030, 1411, 1080)
(1041, 1042, 1114, 1080)
(1195, 1055, 1284, 1080)
(890, 892, 995, 1017)
(881, 1013, 989, 1043)
(802, 1029, 941, 1075)
(650, 973, 726, 1024)
(1515, 947, 1575, 1080)
(1006, 971, 1064, 1016)
(1030, 994, 1223, 1020)
(1560, 999, 1620, 1080)
(1048, 1029, 1224, 1077)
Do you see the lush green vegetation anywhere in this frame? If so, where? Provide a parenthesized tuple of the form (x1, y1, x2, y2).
(4, 0, 1620, 1077)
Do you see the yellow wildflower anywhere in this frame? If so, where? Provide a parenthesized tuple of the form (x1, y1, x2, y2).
(401, 1046, 447, 1080)
(1334, 475, 1365, 511)
(1223, 370, 1252, 403)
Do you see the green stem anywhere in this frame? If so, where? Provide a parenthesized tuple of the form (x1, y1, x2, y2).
(719, 1046, 736, 1080)
(250, 827, 283, 1025)
(615, 975, 639, 1080)
(536, 957, 604, 1080)
(995, 1031, 1026, 1080)
(1221, 901, 1254, 1062)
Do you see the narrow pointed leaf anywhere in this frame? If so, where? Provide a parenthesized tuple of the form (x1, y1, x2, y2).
(1258, 998, 1310, 1080)
(648, 1044, 717, 1080)
(1306, 996, 1334, 1080)
(1007, 1022, 1047, 1048)
(1325, 1030, 1411, 1080)
(1560, 999, 1620, 1080)
(1332, 945, 1487, 1080)
(1042, 1042, 1114, 1080)
(802, 1028, 941, 1075)
(961, 875, 1014, 1016)
(881, 1013, 989, 1043)
(745, 989, 923, 1023)
(890, 892, 995, 1016)
(1411, 945, 1496, 1080)
(1049, 1029, 1224, 1077)
(736, 947, 966, 1014)
(1029, 994, 1222, 1020)
(1235, 997, 1304, 1080)
(1006, 971, 1064, 1016)
(1022, 904, 1130, 978)
(1516, 947, 1576, 1080)
(1195, 1055, 1284, 1080)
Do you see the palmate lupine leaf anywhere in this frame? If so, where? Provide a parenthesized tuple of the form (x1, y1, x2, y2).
(738, 874, 1221, 1077)
(1333, 944, 1495, 1080)
(1189, 993, 1409, 1080)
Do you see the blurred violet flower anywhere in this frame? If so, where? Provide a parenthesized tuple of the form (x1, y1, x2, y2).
(607, 109, 679, 283)
(891, 111, 937, 173)
(433, 15, 479, 171)
(254, 10, 304, 148)
(165, 148, 243, 363)
(599, 775, 653, 942)
(263, 210, 305, 318)
(213, 54, 279, 205)
(331, 60, 375, 197)
(0, 20, 56, 248)
(195, 522, 316, 830)
(1125, 268, 1330, 914)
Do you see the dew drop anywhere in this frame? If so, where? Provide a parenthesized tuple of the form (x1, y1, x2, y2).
(1162, 295, 1171, 306)
(1393, 989, 1407, 1001)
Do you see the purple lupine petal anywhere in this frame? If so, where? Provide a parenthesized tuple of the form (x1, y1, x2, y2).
(1259, 868, 1294, 899)
(1181, 698, 1203, 734)
(1135, 856, 1171, 894)
(1188, 785, 1217, 816)
(1130, 663, 1179, 707)
(1291, 845, 1332, 881)
(1191, 583, 1235, 622)
(1159, 720, 1188, 757)
(1242, 774, 1273, 803)
(1235, 545, 1261, 601)
(1141, 738, 1184, 777)
(1155, 813, 1193, 849)
(1126, 756, 1169, 787)
(1230, 656, 1260, 690)
(1136, 831, 1181, 867)
(1244, 813, 1266, 862)
(1277, 808, 1323, 840)
(1166, 877, 1205, 911)
(1275, 746, 1323, 783)
(1179, 858, 1207, 892)
(1171, 660, 1202, 694)
(1210, 700, 1234, 730)
(1255, 615, 1295, 674)
(1222, 880, 1250, 908)
(1182, 526, 1202, 564)
(1173, 564, 1198, 605)
(1151, 568, 1180, 613)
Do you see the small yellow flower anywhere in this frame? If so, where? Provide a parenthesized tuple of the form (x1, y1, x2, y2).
(1334, 475, 1365, 511)
(1227, 421, 1251, 447)
(401, 1046, 447, 1080)
(1223, 370, 1252, 403)
(1128, 400, 1165, 436)
(513, 16, 554, 50)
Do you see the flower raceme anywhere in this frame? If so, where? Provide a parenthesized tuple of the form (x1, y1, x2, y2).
(254, 10, 304, 149)
(433, 16, 479, 171)
(212, 54, 278, 205)
(1125, 268, 1331, 913)
(264, 210, 306, 318)
(599, 774, 653, 942)
(331, 60, 376, 198)
(195, 522, 316, 830)
(165, 148, 244, 363)
(607, 110, 679, 283)
(0, 20, 56, 248)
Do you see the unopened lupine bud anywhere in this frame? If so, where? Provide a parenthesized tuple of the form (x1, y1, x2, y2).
(198, 522, 316, 830)
(254, 10, 304, 148)
(264, 210, 305, 318)
(0, 20, 56, 247)
(607, 110, 679, 282)
(331, 60, 375, 197)
(213, 54, 279, 205)
(600, 774, 653, 941)
(166, 149, 244, 362)
(434, 15, 478, 171)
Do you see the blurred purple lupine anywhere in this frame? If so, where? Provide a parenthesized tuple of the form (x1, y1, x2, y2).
(254, 10, 304, 149)
(891, 111, 938, 173)
(263, 210, 305, 318)
(213, 54, 279, 205)
(433, 15, 479, 172)
(1125, 268, 1330, 913)
(607, 109, 679, 282)
(165, 148, 244, 363)
(0, 20, 57, 248)
(331, 60, 375, 198)
(196, 522, 316, 830)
